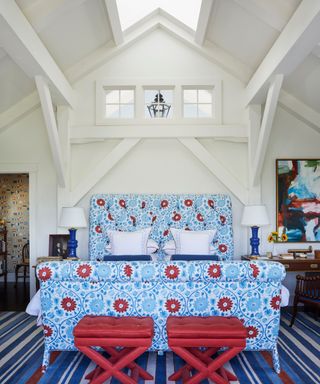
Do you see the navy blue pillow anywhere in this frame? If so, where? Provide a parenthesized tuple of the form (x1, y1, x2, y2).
(171, 254, 219, 261)
(103, 255, 151, 261)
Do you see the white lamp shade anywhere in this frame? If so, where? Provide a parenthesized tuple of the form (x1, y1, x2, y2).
(59, 207, 87, 228)
(241, 205, 269, 227)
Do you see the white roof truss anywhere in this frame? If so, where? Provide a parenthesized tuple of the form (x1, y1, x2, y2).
(104, 0, 124, 45)
(179, 138, 248, 205)
(279, 90, 320, 134)
(245, 0, 320, 106)
(195, 0, 215, 45)
(67, 9, 251, 84)
(70, 124, 247, 142)
(71, 138, 141, 205)
(0, 91, 39, 134)
(233, 0, 320, 60)
(251, 74, 283, 186)
(35, 75, 66, 187)
(0, 0, 76, 108)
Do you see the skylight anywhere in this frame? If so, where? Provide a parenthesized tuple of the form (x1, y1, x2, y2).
(116, 0, 202, 31)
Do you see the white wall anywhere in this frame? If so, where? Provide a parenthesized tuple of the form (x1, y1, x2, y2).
(261, 107, 320, 297)
(1, 27, 319, 302)
(0, 108, 57, 295)
(71, 29, 248, 258)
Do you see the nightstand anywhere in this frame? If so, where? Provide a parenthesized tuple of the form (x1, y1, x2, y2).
(241, 255, 320, 272)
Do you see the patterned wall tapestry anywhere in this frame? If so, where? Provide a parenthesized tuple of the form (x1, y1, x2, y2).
(0, 174, 29, 272)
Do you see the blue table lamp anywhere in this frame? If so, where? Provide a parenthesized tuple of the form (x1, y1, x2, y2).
(241, 205, 269, 256)
(59, 207, 87, 258)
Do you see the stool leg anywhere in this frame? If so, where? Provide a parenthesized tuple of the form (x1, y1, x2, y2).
(91, 346, 149, 384)
(170, 346, 208, 384)
(192, 348, 237, 381)
(169, 347, 218, 381)
(103, 346, 153, 380)
(170, 345, 244, 384)
(206, 347, 244, 384)
(78, 345, 150, 384)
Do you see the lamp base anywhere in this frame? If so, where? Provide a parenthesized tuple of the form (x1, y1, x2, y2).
(67, 228, 78, 258)
(250, 226, 260, 256)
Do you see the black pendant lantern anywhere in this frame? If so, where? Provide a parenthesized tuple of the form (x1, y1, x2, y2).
(147, 91, 171, 118)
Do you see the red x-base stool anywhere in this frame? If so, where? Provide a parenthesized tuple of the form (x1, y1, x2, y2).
(167, 316, 247, 384)
(73, 316, 154, 384)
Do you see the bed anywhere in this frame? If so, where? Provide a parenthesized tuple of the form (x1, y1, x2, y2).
(89, 194, 234, 260)
(35, 194, 286, 373)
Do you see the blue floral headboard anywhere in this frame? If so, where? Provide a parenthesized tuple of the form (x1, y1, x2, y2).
(89, 194, 234, 260)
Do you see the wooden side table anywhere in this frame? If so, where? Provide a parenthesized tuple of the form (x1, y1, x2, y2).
(241, 255, 320, 272)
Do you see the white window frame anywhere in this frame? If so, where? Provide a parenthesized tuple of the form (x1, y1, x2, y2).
(183, 87, 215, 118)
(143, 87, 174, 119)
(96, 79, 221, 125)
(104, 87, 135, 119)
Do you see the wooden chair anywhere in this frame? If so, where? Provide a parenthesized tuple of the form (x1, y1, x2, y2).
(15, 242, 29, 286)
(290, 274, 320, 327)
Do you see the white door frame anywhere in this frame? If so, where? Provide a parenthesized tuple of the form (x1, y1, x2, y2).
(0, 163, 38, 298)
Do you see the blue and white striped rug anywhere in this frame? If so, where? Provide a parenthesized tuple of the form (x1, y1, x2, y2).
(0, 311, 319, 383)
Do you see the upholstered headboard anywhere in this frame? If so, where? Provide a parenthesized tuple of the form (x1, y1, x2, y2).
(89, 194, 234, 260)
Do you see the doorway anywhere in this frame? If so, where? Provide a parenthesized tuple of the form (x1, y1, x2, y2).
(0, 173, 30, 310)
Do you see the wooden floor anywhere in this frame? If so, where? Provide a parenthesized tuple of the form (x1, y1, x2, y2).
(0, 282, 30, 311)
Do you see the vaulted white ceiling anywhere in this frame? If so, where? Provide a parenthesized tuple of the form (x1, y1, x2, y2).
(0, 0, 320, 124)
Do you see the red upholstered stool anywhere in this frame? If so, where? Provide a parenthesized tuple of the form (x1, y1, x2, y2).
(73, 316, 154, 384)
(167, 316, 247, 384)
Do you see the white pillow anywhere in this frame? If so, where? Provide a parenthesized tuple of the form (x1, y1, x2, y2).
(163, 240, 217, 256)
(169, 228, 217, 255)
(106, 238, 158, 255)
(107, 228, 152, 255)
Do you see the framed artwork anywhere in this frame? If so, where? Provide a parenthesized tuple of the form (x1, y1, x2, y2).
(49, 234, 69, 257)
(276, 159, 320, 242)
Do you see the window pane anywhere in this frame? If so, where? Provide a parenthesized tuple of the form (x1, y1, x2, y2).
(106, 104, 120, 118)
(198, 89, 212, 103)
(120, 104, 134, 118)
(198, 104, 212, 118)
(120, 90, 134, 103)
(161, 90, 173, 103)
(184, 104, 197, 117)
(144, 89, 173, 118)
(145, 90, 158, 103)
(184, 89, 197, 103)
(106, 90, 119, 103)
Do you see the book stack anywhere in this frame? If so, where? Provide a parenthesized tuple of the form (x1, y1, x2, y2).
(279, 253, 294, 259)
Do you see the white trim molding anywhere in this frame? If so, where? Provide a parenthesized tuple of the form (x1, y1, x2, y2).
(0, 163, 38, 298)
(178, 138, 248, 204)
(95, 78, 222, 126)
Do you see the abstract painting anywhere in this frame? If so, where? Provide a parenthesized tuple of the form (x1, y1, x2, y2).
(276, 159, 320, 242)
